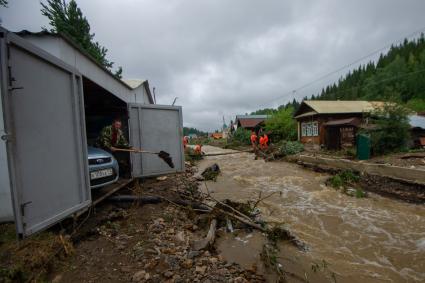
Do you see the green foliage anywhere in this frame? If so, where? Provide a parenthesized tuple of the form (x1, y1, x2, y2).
(355, 188, 366, 198)
(279, 141, 304, 156)
(251, 108, 277, 115)
(41, 0, 118, 72)
(327, 171, 366, 198)
(365, 102, 411, 155)
(249, 35, 425, 117)
(338, 170, 360, 183)
(406, 98, 425, 112)
(231, 128, 252, 145)
(315, 35, 425, 112)
(265, 106, 297, 141)
(328, 175, 343, 188)
(327, 170, 359, 189)
(114, 66, 123, 79)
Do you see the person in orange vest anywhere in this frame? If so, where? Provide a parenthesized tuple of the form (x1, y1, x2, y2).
(259, 135, 264, 149)
(194, 144, 203, 155)
(262, 133, 269, 149)
(250, 131, 258, 149)
(257, 130, 269, 150)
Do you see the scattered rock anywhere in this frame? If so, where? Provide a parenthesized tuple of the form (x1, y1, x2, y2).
(187, 250, 201, 259)
(164, 270, 174, 278)
(51, 274, 63, 283)
(144, 273, 151, 280)
(209, 257, 218, 264)
(234, 276, 249, 283)
(195, 265, 207, 274)
(132, 270, 146, 282)
(175, 231, 185, 243)
(181, 259, 193, 269)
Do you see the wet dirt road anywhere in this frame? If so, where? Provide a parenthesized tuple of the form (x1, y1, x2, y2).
(198, 145, 425, 282)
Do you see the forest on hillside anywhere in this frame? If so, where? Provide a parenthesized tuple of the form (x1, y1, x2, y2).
(253, 34, 425, 114)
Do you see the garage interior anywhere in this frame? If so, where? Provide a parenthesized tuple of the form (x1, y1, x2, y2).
(82, 77, 132, 181)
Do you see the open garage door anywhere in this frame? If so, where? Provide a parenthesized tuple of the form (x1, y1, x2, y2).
(1, 30, 91, 237)
(128, 104, 184, 177)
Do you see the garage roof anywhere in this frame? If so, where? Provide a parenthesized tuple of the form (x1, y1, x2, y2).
(123, 79, 146, 89)
(16, 30, 154, 104)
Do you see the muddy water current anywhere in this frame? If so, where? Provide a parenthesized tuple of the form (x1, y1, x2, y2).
(198, 145, 425, 282)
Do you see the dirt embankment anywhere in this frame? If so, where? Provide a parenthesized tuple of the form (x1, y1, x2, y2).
(296, 159, 425, 203)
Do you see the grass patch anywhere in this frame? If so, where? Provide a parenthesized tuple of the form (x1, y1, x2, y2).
(0, 224, 73, 282)
(326, 170, 366, 198)
(355, 188, 367, 198)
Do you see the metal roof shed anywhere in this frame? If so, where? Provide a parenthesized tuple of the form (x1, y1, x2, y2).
(1, 28, 184, 237)
(18, 30, 185, 178)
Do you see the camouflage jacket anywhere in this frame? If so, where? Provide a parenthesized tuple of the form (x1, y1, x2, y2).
(96, 125, 130, 149)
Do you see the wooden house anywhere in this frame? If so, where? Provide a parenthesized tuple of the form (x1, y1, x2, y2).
(293, 100, 384, 150)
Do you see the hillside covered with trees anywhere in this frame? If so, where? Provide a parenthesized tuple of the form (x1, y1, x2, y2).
(253, 34, 425, 115)
(313, 34, 425, 111)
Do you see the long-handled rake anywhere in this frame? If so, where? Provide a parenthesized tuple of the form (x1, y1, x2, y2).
(110, 147, 174, 168)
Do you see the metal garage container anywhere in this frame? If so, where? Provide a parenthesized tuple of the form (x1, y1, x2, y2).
(0, 28, 185, 237)
(0, 28, 91, 237)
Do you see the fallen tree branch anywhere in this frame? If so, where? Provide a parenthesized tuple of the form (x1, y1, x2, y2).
(216, 207, 266, 232)
(252, 191, 281, 209)
(202, 183, 254, 223)
(108, 194, 211, 213)
(188, 149, 253, 157)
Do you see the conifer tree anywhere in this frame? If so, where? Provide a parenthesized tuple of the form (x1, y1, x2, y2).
(41, 0, 121, 76)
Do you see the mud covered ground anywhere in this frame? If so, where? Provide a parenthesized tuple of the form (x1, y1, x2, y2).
(0, 166, 265, 283)
(51, 203, 264, 283)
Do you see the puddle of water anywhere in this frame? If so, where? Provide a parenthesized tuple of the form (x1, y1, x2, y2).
(199, 145, 425, 283)
(216, 230, 266, 270)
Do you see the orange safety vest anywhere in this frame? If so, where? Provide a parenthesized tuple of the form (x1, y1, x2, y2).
(194, 144, 202, 154)
(259, 136, 264, 145)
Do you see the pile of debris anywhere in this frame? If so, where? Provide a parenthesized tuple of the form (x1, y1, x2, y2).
(50, 195, 265, 282)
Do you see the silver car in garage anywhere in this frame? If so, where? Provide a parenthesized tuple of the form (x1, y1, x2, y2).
(87, 146, 119, 188)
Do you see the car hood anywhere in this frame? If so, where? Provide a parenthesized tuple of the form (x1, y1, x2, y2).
(87, 146, 112, 158)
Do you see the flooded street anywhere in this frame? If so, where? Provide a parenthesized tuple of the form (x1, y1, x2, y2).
(199, 145, 425, 282)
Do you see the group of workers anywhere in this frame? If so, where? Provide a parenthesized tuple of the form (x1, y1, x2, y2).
(182, 129, 269, 156)
(183, 136, 203, 155)
(250, 130, 269, 150)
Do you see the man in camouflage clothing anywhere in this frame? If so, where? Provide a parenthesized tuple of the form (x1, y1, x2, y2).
(97, 118, 130, 150)
(97, 118, 131, 177)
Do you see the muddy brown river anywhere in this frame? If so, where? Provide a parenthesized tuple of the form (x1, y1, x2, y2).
(198, 145, 425, 282)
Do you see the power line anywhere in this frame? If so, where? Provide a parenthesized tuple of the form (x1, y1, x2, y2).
(259, 26, 425, 107)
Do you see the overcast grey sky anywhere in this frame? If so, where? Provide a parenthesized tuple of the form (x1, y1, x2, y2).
(1, 0, 425, 131)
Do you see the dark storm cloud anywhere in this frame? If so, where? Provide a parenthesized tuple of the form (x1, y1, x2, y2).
(2, 0, 425, 130)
